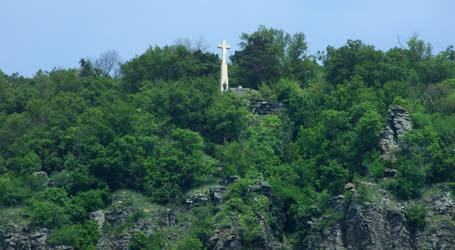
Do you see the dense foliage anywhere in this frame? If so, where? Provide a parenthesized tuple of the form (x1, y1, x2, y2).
(1, 27, 455, 249)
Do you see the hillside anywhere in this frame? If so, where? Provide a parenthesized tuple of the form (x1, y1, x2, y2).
(1, 27, 455, 249)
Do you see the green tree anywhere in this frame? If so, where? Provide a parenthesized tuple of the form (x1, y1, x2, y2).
(205, 93, 249, 143)
(121, 45, 218, 92)
(319, 161, 349, 195)
(28, 201, 69, 228)
(143, 129, 214, 202)
(232, 26, 316, 89)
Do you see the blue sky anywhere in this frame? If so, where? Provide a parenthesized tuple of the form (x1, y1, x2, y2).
(1, 0, 454, 76)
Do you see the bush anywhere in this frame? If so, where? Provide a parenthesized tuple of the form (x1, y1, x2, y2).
(387, 161, 425, 200)
(189, 207, 214, 243)
(129, 231, 166, 250)
(319, 161, 349, 195)
(42, 188, 69, 206)
(72, 189, 111, 212)
(7, 152, 42, 174)
(405, 204, 427, 233)
(51, 167, 108, 195)
(0, 175, 31, 206)
(174, 236, 204, 250)
(365, 154, 386, 179)
(129, 232, 149, 250)
(48, 221, 99, 250)
(448, 182, 455, 197)
(28, 201, 69, 228)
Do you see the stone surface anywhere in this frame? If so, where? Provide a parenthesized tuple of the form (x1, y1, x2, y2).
(32, 171, 49, 186)
(209, 185, 227, 203)
(250, 100, 284, 115)
(185, 185, 228, 209)
(304, 185, 455, 250)
(89, 210, 105, 233)
(384, 168, 398, 178)
(229, 86, 251, 96)
(2, 180, 453, 250)
(344, 183, 356, 192)
(209, 226, 243, 250)
(379, 105, 413, 162)
(0, 225, 48, 250)
(185, 193, 210, 208)
(249, 181, 272, 197)
(225, 175, 240, 184)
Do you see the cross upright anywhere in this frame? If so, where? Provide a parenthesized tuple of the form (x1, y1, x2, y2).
(218, 40, 230, 92)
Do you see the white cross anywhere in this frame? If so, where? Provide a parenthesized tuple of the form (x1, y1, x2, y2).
(217, 40, 230, 62)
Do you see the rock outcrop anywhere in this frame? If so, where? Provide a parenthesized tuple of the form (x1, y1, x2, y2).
(0, 226, 48, 250)
(379, 106, 413, 162)
(2, 180, 453, 250)
(304, 184, 455, 250)
(89, 210, 105, 233)
(249, 181, 272, 197)
(185, 185, 227, 208)
(208, 210, 284, 250)
(250, 100, 284, 115)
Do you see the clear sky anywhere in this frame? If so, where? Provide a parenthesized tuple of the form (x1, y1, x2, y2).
(1, 0, 454, 76)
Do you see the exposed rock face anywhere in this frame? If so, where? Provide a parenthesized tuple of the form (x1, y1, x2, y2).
(306, 223, 344, 250)
(208, 181, 284, 250)
(344, 183, 356, 192)
(250, 100, 284, 115)
(384, 168, 398, 178)
(185, 185, 227, 208)
(379, 106, 412, 162)
(417, 190, 455, 250)
(185, 193, 210, 208)
(2, 180, 453, 250)
(209, 186, 227, 203)
(230, 86, 252, 96)
(305, 185, 455, 250)
(208, 214, 283, 250)
(89, 210, 105, 233)
(344, 202, 412, 249)
(96, 203, 163, 250)
(209, 226, 243, 250)
(0, 226, 48, 250)
(249, 181, 272, 197)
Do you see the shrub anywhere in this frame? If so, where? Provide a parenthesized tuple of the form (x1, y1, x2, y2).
(405, 204, 427, 233)
(387, 161, 425, 200)
(319, 161, 349, 195)
(174, 236, 204, 250)
(72, 189, 111, 212)
(0, 175, 30, 206)
(8, 152, 42, 174)
(42, 188, 69, 206)
(189, 207, 214, 243)
(448, 182, 455, 197)
(28, 201, 69, 228)
(129, 231, 166, 250)
(48, 221, 99, 250)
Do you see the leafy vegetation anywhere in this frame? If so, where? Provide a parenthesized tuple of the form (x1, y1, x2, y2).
(1, 27, 455, 248)
(405, 203, 427, 233)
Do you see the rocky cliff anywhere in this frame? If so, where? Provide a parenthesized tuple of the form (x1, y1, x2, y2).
(379, 105, 413, 162)
(304, 183, 455, 250)
(1, 183, 454, 250)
